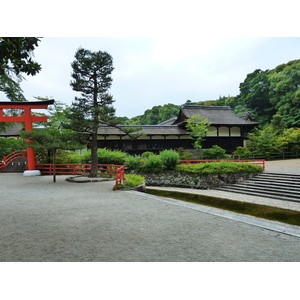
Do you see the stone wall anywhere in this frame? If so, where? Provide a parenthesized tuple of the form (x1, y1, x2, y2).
(137, 171, 259, 189)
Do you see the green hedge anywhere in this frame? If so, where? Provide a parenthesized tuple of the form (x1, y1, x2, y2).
(176, 161, 263, 174)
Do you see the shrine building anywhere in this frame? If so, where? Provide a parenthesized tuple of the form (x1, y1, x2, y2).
(96, 105, 259, 155)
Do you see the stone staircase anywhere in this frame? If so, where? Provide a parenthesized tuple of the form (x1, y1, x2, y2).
(216, 172, 300, 203)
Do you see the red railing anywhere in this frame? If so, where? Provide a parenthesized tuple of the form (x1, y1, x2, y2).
(0, 150, 27, 172)
(180, 159, 265, 170)
(36, 163, 125, 190)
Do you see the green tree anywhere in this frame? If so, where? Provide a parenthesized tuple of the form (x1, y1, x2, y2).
(0, 37, 41, 76)
(237, 69, 275, 126)
(268, 60, 300, 127)
(139, 103, 180, 125)
(185, 114, 211, 150)
(20, 128, 84, 182)
(69, 48, 115, 178)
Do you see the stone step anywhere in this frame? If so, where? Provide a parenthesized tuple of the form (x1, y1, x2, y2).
(251, 177, 300, 184)
(216, 172, 300, 203)
(218, 186, 300, 203)
(222, 184, 300, 198)
(233, 181, 300, 192)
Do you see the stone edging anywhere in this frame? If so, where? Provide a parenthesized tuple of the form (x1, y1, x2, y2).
(66, 176, 115, 183)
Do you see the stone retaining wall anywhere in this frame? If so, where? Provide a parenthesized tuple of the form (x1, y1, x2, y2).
(137, 171, 260, 189)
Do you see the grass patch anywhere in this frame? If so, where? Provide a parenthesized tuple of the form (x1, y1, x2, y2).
(146, 189, 300, 227)
(124, 174, 145, 187)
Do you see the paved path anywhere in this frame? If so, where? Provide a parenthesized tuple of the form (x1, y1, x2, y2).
(1, 170, 300, 262)
(265, 158, 300, 174)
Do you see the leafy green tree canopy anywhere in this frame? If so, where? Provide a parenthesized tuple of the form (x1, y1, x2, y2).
(185, 114, 211, 149)
(0, 37, 42, 76)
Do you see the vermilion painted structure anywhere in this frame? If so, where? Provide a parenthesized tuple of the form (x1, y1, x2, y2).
(0, 100, 54, 171)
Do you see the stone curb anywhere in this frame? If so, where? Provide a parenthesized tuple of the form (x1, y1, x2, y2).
(66, 175, 115, 183)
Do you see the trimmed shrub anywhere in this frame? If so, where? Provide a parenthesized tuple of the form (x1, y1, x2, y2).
(78, 149, 128, 165)
(233, 146, 252, 158)
(140, 154, 164, 173)
(176, 161, 263, 174)
(125, 155, 143, 171)
(141, 151, 154, 158)
(160, 149, 180, 170)
(203, 145, 230, 159)
(97, 148, 128, 165)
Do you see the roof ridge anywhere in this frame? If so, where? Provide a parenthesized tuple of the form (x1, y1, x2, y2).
(182, 105, 230, 110)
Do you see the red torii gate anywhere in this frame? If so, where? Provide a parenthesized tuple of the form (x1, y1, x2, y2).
(0, 100, 54, 174)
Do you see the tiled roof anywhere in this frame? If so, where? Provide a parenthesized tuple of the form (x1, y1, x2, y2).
(97, 125, 187, 135)
(173, 105, 259, 126)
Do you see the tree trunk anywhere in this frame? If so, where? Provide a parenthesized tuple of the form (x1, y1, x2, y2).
(89, 76, 99, 178)
(53, 149, 56, 183)
(89, 130, 98, 178)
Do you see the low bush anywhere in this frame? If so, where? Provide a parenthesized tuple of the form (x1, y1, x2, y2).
(203, 145, 230, 159)
(123, 174, 145, 187)
(139, 154, 164, 173)
(141, 151, 154, 158)
(125, 155, 142, 171)
(160, 149, 180, 170)
(176, 147, 193, 160)
(97, 148, 128, 165)
(176, 161, 263, 174)
(233, 146, 252, 158)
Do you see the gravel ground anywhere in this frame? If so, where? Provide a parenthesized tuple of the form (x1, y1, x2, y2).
(1, 167, 300, 262)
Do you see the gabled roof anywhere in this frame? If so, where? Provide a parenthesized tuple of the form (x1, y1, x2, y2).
(97, 125, 187, 136)
(156, 117, 177, 126)
(173, 105, 259, 126)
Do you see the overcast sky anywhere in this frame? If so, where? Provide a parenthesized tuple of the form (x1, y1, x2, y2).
(4, 37, 296, 119)
(1, 1, 300, 121)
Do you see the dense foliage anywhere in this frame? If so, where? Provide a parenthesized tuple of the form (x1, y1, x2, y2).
(0, 137, 25, 158)
(176, 161, 263, 174)
(117, 103, 180, 125)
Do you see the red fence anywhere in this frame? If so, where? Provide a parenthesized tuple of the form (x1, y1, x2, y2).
(36, 163, 125, 190)
(180, 159, 265, 170)
(0, 150, 27, 172)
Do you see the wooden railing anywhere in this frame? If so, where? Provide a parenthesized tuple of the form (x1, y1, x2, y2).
(180, 159, 265, 170)
(36, 163, 125, 190)
(0, 150, 27, 172)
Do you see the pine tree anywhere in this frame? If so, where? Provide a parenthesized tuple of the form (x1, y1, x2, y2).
(69, 48, 115, 177)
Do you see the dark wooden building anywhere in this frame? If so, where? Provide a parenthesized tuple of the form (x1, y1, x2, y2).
(97, 105, 259, 155)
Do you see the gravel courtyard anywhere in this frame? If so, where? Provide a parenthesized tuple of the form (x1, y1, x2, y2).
(1, 169, 300, 262)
